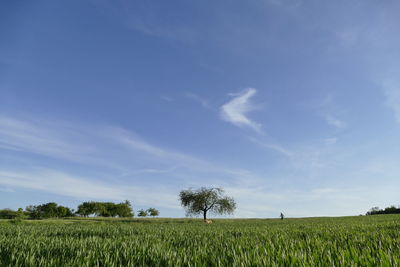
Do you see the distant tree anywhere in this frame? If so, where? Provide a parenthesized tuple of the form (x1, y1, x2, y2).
(366, 205, 400, 215)
(76, 202, 97, 217)
(26, 203, 73, 219)
(369, 207, 380, 214)
(138, 209, 148, 217)
(115, 201, 134, 217)
(179, 187, 236, 221)
(26, 205, 40, 219)
(147, 208, 160, 217)
(57, 206, 73, 217)
(384, 205, 399, 214)
(76, 201, 133, 218)
(96, 202, 114, 217)
(39, 202, 58, 218)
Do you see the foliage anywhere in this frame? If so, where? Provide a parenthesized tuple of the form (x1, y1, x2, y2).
(147, 208, 160, 217)
(0, 209, 17, 219)
(26, 203, 73, 219)
(75, 202, 97, 217)
(0, 209, 26, 219)
(76, 201, 133, 218)
(137, 209, 148, 217)
(366, 205, 400, 215)
(0, 208, 28, 220)
(1, 215, 400, 265)
(179, 187, 236, 220)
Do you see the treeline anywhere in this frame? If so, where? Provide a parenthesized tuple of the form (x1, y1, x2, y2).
(0, 203, 74, 220)
(366, 206, 400, 215)
(0, 201, 161, 220)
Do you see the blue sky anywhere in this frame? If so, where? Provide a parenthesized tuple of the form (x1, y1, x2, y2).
(1, 0, 400, 217)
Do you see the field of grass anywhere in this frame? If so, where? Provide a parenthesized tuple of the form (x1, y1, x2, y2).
(1, 215, 400, 266)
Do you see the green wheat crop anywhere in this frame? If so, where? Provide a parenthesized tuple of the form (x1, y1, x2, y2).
(1, 215, 400, 266)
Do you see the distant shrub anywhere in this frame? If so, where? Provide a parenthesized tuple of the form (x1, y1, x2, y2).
(0, 209, 19, 219)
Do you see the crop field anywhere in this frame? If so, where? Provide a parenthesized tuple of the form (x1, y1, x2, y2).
(1, 215, 400, 266)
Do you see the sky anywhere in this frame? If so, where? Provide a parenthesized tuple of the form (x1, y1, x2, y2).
(1, 0, 400, 218)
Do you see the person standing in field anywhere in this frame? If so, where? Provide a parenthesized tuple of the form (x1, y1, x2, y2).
(280, 213, 284, 220)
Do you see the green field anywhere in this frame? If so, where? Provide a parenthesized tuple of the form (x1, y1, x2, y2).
(1, 215, 400, 266)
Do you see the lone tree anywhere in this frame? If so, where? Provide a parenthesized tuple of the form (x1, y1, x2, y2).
(179, 187, 236, 221)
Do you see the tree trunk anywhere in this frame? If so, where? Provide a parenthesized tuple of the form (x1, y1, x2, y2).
(203, 210, 207, 221)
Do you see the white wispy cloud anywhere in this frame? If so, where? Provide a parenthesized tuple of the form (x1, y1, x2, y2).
(90, 0, 197, 43)
(383, 80, 400, 123)
(132, 167, 178, 174)
(112, 127, 168, 157)
(220, 88, 262, 133)
(185, 92, 210, 109)
(325, 138, 337, 145)
(264, 0, 302, 9)
(314, 95, 346, 129)
(248, 137, 292, 157)
(0, 169, 180, 209)
(0, 114, 270, 214)
(225, 184, 377, 218)
(323, 114, 346, 129)
(0, 116, 124, 171)
(336, 27, 361, 48)
(161, 96, 173, 102)
(2, 113, 397, 218)
(0, 115, 213, 179)
(226, 145, 400, 217)
(0, 170, 125, 200)
(0, 187, 14, 193)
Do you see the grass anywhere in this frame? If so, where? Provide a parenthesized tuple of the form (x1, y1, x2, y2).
(1, 215, 400, 266)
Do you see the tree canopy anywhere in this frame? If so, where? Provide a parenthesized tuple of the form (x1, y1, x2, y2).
(147, 208, 160, 217)
(179, 187, 236, 220)
(137, 209, 148, 217)
(26, 202, 73, 219)
(0, 208, 26, 219)
(76, 201, 133, 217)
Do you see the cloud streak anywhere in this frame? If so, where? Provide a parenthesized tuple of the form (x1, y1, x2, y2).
(1, 113, 398, 218)
(323, 114, 346, 129)
(248, 137, 292, 157)
(185, 92, 210, 109)
(0, 114, 271, 214)
(383, 80, 400, 123)
(314, 95, 346, 129)
(0, 169, 180, 209)
(220, 88, 262, 133)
